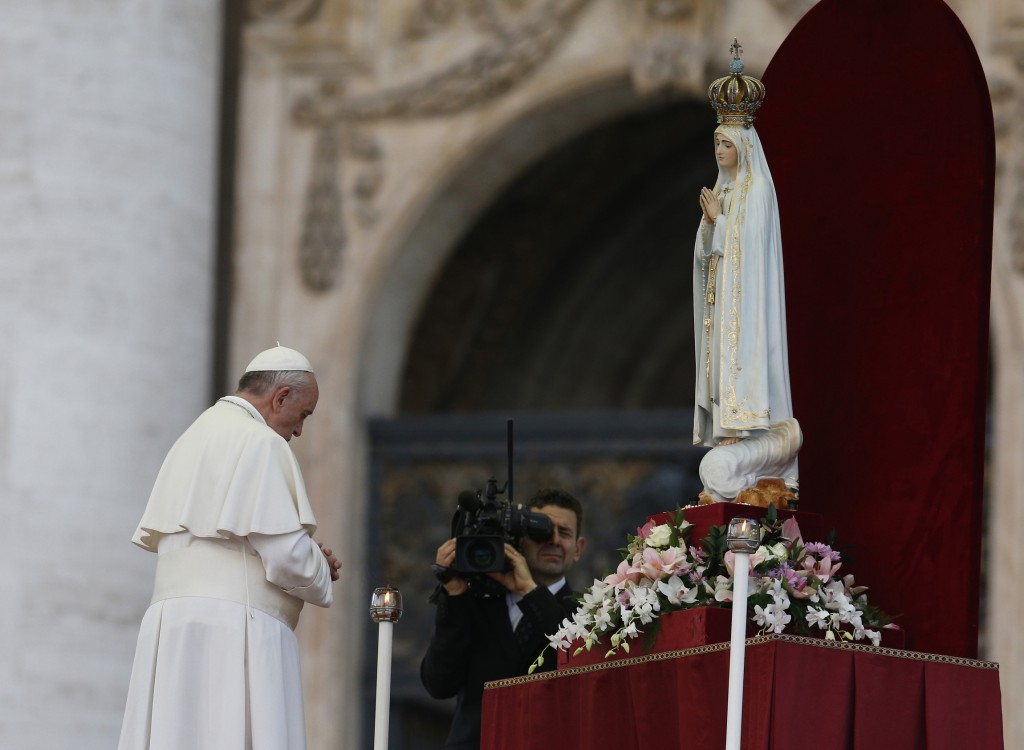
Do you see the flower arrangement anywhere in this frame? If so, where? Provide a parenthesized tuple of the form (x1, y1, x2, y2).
(532, 506, 894, 671)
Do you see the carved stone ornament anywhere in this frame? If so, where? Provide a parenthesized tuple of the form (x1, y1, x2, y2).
(982, 0, 1024, 274)
(628, 0, 707, 96)
(766, 0, 818, 21)
(290, 0, 594, 291)
(246, 0, 324, 24)
(404, 0, 535, 41)
(641, 0, 697, 21)
(298, 128, 346, 291)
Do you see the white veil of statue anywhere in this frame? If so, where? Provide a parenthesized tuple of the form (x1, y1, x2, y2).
(692, 40, 800, 497)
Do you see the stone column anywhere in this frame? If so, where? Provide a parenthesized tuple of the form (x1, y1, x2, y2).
(0, 2, 220, 747)
(955, 0, 1024, 745)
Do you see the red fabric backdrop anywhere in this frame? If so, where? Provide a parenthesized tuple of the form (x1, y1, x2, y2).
(755, 0, 994, 658)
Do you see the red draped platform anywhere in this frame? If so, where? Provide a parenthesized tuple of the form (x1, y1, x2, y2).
(482, 636, 1002, 750)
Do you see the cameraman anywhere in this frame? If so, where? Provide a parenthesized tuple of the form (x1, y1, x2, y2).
(420, 488, 586, 750)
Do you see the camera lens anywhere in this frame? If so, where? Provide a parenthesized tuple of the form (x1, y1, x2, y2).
(464, 539, 497, 570)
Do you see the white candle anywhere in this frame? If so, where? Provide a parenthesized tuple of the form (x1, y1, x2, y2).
(373, 620, 395, 750)
(725, 549, 750, 749)
(370, 586, 403, 750)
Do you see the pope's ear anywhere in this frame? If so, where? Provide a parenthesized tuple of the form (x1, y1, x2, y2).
(271, 385, 292, 410)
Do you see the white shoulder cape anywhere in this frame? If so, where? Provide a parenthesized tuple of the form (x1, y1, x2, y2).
(132, 400, 318, 552)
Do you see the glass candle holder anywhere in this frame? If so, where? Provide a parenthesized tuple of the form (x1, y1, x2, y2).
(370, 585, 403, 623)
(727, 517, 760, 554)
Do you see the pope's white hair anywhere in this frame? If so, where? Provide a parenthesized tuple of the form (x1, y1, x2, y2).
(236, 369, 314, 396)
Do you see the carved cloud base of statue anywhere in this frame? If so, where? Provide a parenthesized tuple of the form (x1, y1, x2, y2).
(697, 418, 802, 505)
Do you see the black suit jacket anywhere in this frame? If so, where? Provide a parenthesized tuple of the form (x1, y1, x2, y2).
(420, 581, 577, 749)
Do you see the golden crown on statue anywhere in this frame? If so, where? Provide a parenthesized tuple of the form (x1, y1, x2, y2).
(708, 39, 765, 128)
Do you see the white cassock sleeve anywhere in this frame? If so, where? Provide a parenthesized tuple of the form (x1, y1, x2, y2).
(249, 530, 334, 608)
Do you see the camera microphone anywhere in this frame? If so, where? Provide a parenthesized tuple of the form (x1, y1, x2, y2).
(457, 490, 481, 513)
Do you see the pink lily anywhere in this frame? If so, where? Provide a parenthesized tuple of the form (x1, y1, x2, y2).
(801, 553, 841, 582)
(604, 558, 642, 588)
(636, 519, 657, 539)
(781, 517, 804, 546)
(639, 546, 686, 580)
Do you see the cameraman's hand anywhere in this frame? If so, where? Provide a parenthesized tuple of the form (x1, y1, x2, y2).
(436, 539, 468, 597)
(487, 544, 537, 597)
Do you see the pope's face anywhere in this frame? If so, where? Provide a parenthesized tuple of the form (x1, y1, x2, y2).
(715, 134, 738, 171)
(267, 376, 319, 441)
(518, 504, 585, 586)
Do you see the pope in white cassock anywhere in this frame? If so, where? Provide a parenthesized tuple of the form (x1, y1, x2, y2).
(119, 346, 341, 750)
(693, 41, 800, 498)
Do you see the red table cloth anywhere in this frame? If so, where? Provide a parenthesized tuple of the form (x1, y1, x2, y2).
(482, 635, 1002, 749)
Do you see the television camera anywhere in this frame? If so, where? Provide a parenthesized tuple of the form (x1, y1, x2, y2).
(450, 478, 553, 575)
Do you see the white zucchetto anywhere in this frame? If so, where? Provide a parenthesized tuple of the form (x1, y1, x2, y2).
(244, 345, 314, 374)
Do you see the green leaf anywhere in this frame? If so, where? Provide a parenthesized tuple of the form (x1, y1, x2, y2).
(701, 525, 728, 577)
(788, 598, 811, 636)
(641, 618, 663, 653)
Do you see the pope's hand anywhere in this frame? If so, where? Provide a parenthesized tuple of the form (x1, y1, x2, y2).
(487, 544, 537, 597)
(318, 542, 342, 581)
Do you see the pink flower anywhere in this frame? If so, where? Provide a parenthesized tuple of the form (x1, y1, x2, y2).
(636, 519, 657, 539)
(639, 546, 686, 580)
(604, 558, 642, 588)
(781, 517, 804, 546)
(801, 553, 841, 582)
(786, 569, 814, 599)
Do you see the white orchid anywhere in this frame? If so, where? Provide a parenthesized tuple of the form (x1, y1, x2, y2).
(805, 607, 831, 630)
(658, 574, 699, 606)
(712, 574, 734, 602)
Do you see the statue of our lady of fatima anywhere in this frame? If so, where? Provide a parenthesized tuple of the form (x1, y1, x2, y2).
(692, 40, 802, 505)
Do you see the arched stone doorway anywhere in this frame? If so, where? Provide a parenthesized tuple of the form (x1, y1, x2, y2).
(400, 98, 714, 413)
(366, 97, 717, 748)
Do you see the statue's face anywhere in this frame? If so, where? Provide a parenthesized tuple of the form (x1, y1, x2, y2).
(715, 134, 738, 171)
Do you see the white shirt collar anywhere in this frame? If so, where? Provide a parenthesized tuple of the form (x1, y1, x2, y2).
(507, 578, 567, 630)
